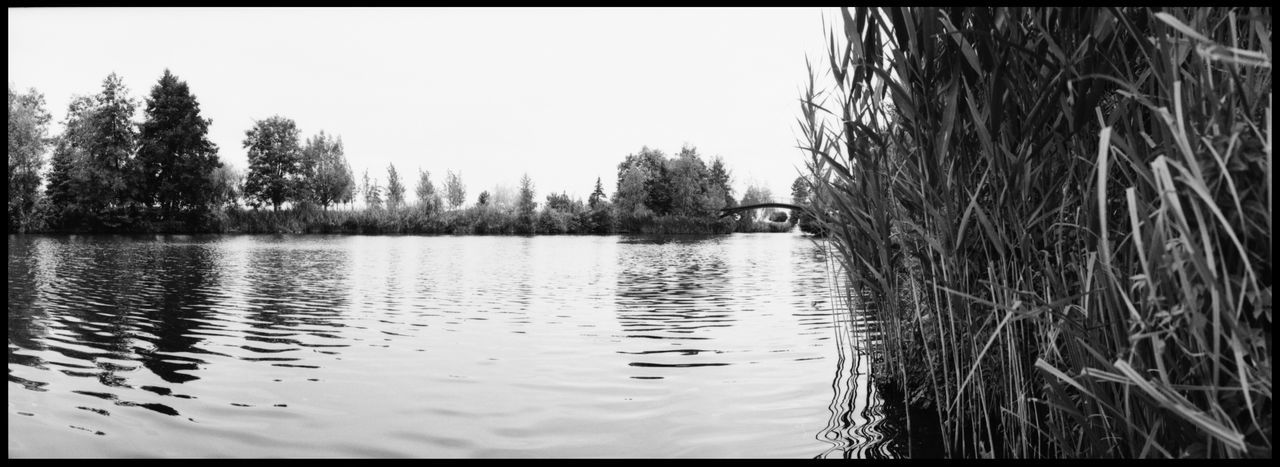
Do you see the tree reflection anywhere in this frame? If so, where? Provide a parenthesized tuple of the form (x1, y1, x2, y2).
(41, 236, 146, 388)
(135, 238, 222, 384)
(613, 235, 735, 375)
(242, 240, 350, 365)
(8, 235, 52, 390)
(8, 235, 217, 416)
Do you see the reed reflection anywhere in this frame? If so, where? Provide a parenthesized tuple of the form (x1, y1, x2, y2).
(791, 238, 904, 459)
(812, 302, 899, 459)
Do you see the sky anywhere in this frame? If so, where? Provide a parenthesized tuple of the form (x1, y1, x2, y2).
(9, 7, 837, 204)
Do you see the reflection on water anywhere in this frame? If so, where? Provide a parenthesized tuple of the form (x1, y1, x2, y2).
(8, 233, 907, 458)
(615, 237, 734, 370)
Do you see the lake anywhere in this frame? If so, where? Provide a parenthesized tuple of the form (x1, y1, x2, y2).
(8, 232, 903, 458)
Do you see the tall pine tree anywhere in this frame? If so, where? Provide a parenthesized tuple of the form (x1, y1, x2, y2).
(135, 69, 222, 217)
(44, 76, 137, 228)
(80, 73, 138, 211)
(588, 176, 606, 209)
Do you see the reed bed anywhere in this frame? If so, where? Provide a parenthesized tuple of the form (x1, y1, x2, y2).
(800, 7, 1270, 458)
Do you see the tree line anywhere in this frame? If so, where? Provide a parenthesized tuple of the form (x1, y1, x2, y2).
(11, 71, 234, 232)
(9, 70, 799, 235)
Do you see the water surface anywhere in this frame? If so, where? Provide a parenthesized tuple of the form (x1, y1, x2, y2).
(8, 233, 900, 457)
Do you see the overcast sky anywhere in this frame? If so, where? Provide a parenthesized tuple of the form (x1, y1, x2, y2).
(9, 7, 836, 203)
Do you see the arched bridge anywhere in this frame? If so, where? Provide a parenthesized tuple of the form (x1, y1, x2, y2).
(717, 203, 806, 219)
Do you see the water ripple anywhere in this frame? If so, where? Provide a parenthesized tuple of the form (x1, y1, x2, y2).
(9, 233, 908, 458)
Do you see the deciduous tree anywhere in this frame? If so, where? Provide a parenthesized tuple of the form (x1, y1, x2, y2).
(667, 145, 716, 217)
(445, 170, 465, 210)
(242, 116, 302, 211)
(301, 131, 354, 210)
(208, 164, 242, 209)
(8, 86, 51, 232)
(385, 163, 405, 210)
(415, 168, 442, 215)
(736, 183, 774, 230)
(361, 169, 382, 210)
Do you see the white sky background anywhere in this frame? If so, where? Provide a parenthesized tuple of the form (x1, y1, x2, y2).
(9, 7, 838, 205)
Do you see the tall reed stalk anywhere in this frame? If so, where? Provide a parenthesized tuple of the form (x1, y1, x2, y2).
(800, 7, 1271, 458)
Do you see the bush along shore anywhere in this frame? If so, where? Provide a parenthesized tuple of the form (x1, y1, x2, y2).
(9, 68, 804, 236)
(802, 7, 1271, 458)
(16, 193, 795, 236)
(215, 203, 753, 236)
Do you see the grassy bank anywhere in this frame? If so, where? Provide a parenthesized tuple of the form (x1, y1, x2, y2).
(803, 7, 1270, 458)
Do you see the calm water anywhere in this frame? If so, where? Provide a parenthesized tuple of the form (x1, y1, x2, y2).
(8, 233, 902, 458)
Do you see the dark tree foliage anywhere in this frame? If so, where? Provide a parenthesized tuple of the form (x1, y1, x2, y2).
(45, 97, 94, 220)
(584, 204, 615, 234)
(790, 175, 814, 229)
(615, 146, 673, 216)
(477, 190, 490, 206)
(545, 191, 576, 212)
(790, 175, 810, 205)
(135, 69, 222, 217)
(667, 145, 719, 218)
(79, 73, 138, 211)
(612, 145, 737, 233)
(43, 97, 92, 225)
(44, 135, 77, 216)
(242, 116, 303, 211)
(42, 75, 138, 230)
(646, 167, 674, 216)
(587, 177, 606, 209)
(709, 155, 735, 210)
(581, 176, 613, 234)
